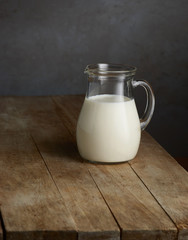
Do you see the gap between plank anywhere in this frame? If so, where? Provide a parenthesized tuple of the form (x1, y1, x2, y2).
(87, 169, 122, 240)
(29, 134, 80, 240)
(0, 210, 6, 240)
(50, 96, 179, 239)
(128, 162, 179, 239)
(50, 97, 75, 141)
(50, 96, 123, 237)
(29, 134, 63, 199)
(30, 133, 121, 239)
(38, 97, 122, 238)
(50, 96, 84, 164)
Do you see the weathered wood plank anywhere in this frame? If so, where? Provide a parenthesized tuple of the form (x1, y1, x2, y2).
(0, 97, 64, 133)
(32, 130, 120, 240)
(0, 97, 120, 240)
(53, 96, 178, 239)
(54, 95, 188, 239)
(129, 132, 188, 240)
(52, 95, 84, 138)
(87, 163, 177, 240)
(0, 133, 77, 240)
(1, 96, 187, 239)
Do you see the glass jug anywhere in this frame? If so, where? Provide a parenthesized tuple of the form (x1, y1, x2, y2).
(76, 63, 155, 163)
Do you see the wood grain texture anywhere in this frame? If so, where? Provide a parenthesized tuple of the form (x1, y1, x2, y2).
(129, 132, 188, 240)
(0, 133, 77, 240)
(87, 162, 177, 240)
(0, 97, 64, 133)
(53, 95, 188, 239)
(32, 129, 120, 240)
(0, 97, 120, 240)
(1, 96, 187, 240)
(53, 96, 179, 239)
(52, 95, 84, 139)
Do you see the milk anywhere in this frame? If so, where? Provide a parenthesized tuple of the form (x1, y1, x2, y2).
(76, 94, 141, 163)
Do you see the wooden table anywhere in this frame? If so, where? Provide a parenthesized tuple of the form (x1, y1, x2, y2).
(0, 96, 187, 240)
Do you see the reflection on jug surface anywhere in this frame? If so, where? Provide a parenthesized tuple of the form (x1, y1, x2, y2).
(76, 63, 155, 163)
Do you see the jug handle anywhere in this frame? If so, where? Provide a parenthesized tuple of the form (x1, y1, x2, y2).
(132, 80, 155, 130)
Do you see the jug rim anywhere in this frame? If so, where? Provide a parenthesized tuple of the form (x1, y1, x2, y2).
(85, 63, 137, 76)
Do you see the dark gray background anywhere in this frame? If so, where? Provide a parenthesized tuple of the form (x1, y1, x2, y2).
(0, 0, 188, 164)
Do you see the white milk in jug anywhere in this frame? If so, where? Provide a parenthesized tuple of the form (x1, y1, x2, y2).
(76, 94, 141, 163)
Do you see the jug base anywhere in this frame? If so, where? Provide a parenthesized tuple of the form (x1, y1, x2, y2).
(82, 157, 134, 165)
